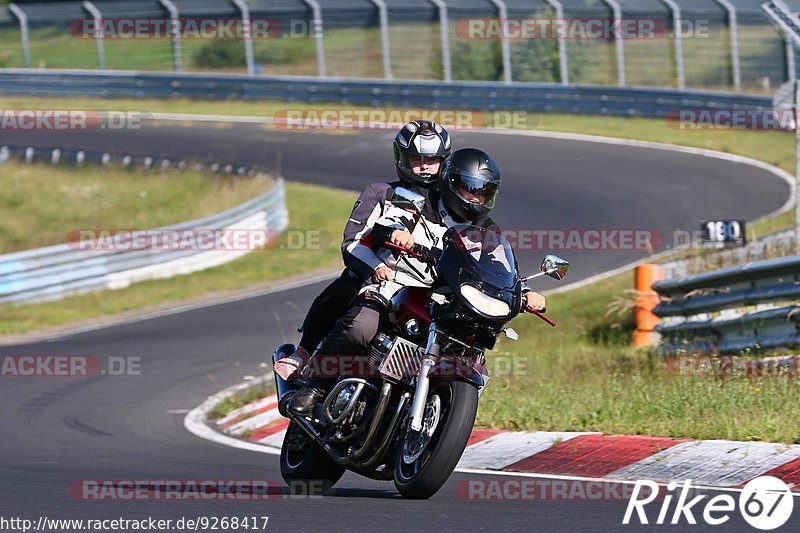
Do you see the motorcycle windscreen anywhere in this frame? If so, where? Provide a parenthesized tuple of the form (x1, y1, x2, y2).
(439, 225, 518, 291)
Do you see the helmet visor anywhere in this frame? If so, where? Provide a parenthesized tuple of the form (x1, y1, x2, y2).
(448, 169, 499, 209)
(400, 153, 442, 182)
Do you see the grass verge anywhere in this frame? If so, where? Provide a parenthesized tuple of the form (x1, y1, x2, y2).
(0, 159, 272, 253)
(478, 272, 800, 443)
(207, 383, 274, 420)
(0, 180, 355, 335)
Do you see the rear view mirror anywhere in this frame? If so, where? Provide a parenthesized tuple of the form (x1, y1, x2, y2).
(541, 255, 569, 280)
(391, 187, 426, 213)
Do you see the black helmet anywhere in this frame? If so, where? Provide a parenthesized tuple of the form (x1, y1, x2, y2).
(439, 148, 501, 222)
(393, 120, 451, 188)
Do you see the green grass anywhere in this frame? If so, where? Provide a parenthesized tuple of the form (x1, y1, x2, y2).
(0, 160, 272, 253)
(208, 383, 273, 420)
(0, 180, 355, 335)
(476, 272, 800, 443)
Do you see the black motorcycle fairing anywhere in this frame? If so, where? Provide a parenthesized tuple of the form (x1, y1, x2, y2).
(436, 225, 523, 326)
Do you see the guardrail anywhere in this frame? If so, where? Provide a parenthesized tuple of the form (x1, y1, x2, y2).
(0, 69, 774, 119)
(0, 176, 288, 305)
(653, 255, 800, 355)
(0, 144, 264, 176)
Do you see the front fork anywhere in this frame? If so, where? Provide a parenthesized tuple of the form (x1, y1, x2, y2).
(408, 325, 441, 432)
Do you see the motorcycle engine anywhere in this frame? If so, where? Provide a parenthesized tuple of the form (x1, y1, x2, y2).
(327, 383, 370, 443)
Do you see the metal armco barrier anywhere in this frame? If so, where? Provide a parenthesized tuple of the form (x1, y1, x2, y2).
(653, 255, 800, 355)
(0, 178, 288, 305)
(0, 69, 774, 119)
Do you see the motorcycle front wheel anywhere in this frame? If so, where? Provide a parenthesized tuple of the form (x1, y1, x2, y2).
(393, 379, 478, 499)
(280, 420, 345, 494)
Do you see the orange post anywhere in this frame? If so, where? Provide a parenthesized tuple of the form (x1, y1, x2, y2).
(633, 264, 664, 347)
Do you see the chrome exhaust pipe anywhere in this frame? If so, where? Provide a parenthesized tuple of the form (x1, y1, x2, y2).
(360, 392, 411, 471)
(349, 381, 392, 460)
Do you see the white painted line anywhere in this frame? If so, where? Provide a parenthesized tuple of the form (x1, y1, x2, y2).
(457, 431, 594, 470)
(609, 440, 800, 485)
(183, 373, 280, 456)
(257, 429, 288, 448)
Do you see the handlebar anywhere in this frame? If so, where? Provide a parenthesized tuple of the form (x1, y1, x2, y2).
(525, 306, 557, 327)
(380, 241, 437, 265)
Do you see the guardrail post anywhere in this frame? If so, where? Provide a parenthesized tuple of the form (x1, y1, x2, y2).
(602, 0, 626, 86)
(660, 0, 686, 90)
(8, 4, 30, 68)
(713, 0, 741, 92)
(370, 0, 393, 79)
(82, 1, 106, 70)
(489, 0, 512, 83)
(158, 0, 182, 73)
(232, 0, 255, 76)
(302, 0, 326, 77)
(633, 264, 664, 347)
(545, 0, 569, 85)
(430, 0, 452, 82)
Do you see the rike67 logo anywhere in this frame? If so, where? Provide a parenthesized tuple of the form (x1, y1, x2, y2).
(623, 477, 794, 529)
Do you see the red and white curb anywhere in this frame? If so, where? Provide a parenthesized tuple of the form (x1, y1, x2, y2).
(187, 387, 800, 491)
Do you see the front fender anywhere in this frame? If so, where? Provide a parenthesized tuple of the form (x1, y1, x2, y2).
(429, 356, 489, 394)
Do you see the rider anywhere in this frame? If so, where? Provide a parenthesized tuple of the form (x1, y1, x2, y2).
(289, 148, 546, 414)
(274, 121, 451, 380)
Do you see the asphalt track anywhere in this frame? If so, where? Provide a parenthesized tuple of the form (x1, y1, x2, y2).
(0, 123, 795, 532)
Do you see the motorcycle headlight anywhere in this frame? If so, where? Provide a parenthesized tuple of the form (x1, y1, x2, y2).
(459, 284, 511, 318)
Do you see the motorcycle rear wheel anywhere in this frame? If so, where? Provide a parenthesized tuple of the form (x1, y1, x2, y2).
(393, 379, 478, 499)
(280, 420, 345, 494)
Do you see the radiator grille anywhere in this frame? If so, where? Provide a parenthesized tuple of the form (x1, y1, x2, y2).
(379, 337, 424, 384)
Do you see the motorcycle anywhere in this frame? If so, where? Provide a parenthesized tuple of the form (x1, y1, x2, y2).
(272, 188, 569, 499)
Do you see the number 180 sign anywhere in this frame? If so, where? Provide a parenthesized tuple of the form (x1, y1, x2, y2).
(702, 220, 747, 248)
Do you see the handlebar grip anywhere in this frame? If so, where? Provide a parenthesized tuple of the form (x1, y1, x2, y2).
(526, 306, 557, 327)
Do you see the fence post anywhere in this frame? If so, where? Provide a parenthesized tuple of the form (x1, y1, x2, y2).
(232, 0, 255, 76)
(713, 0, 741, 91)
(81, 1, 106, 70)
(489, 0, 512, 83)
(602, 0, 626, 86)
(430, 0, 452, 82)
(545, 0, 569, 85)
(370, 0, 393, 79)
(8, 4, 30, 68)
(158, 0, 182, 73)
(660, 0, 686, 90)
(302, 0, 326, 77)
(633, 264, 664, 347)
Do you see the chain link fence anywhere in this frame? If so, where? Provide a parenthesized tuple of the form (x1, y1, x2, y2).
(0, 0, 798, 94)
